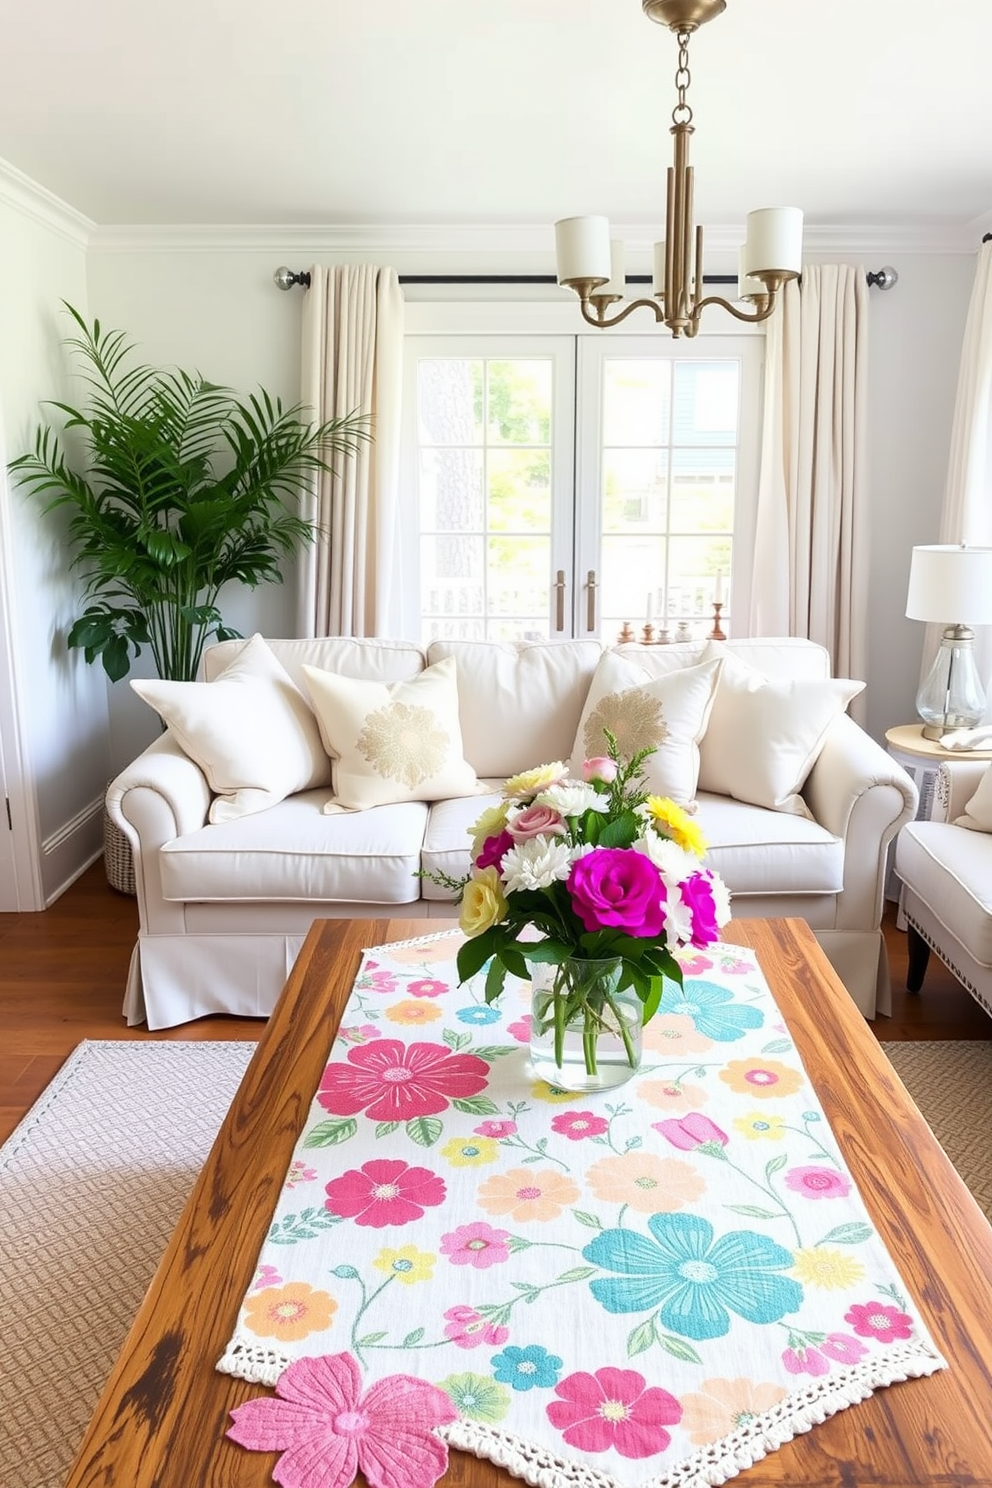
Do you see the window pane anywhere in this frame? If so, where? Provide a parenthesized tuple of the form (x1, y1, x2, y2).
(420, 534, 484, 627)
(672, 361, 739, 446)
(419, 449, 484, 531)
(602, 450, 668, 533)
(418, 359, 483, 445)
(487, 361, 552, 445)
(667, 534, 733, 633)
(488, 449, 551, 532)
(487, 535, 550, 624)
(600, 535, 666, 634)
(669, 447, 735, 532)
(603, 360, 671, 446)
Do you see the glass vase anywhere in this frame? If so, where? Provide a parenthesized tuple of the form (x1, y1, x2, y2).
(528, 956, 643, 1093)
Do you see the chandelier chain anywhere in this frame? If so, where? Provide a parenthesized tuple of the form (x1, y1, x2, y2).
(672, 30, 692, 126)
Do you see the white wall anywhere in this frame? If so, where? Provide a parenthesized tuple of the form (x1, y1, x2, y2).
(0, 196, 110, 904)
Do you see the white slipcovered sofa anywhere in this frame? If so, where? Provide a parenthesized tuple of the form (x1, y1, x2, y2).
(107, 634, 917, 1030)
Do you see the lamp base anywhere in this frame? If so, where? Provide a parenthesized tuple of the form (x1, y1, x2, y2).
(915, 624, 988, 740)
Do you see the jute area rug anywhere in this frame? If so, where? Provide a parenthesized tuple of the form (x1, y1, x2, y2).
(2, 1037, 990, 1488)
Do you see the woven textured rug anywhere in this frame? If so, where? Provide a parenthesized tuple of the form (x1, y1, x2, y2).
(0, 1039, 255, 1488)
(1, 1037, 988, 1488)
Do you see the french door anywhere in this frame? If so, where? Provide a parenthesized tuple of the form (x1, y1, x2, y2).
(402, 329, 762, 646)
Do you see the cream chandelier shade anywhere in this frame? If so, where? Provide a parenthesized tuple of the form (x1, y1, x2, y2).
(554, 0, 804, 339)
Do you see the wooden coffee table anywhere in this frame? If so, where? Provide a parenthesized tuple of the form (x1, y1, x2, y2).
(64, 918, 992, 1487)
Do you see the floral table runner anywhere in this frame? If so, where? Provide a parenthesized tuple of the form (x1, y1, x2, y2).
(218, 931, 945, 1488)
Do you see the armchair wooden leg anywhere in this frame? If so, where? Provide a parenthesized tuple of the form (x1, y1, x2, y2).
(906, 925, 930, 994)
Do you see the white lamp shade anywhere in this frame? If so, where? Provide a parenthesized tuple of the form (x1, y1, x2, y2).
(743, 207, 804, 277)
(601, 239, 626, 296)
(736, 245, 766, 301)
(554, 217, 612, 285)
(652, 240, 667, 295)
(906, 545, 992, 625)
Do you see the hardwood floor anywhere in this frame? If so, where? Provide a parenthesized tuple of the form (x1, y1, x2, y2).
(1, 860, 989, 1143)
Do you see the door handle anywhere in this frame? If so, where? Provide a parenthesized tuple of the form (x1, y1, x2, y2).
(554, 569, 566, 633)
(586, 569, 597, 633)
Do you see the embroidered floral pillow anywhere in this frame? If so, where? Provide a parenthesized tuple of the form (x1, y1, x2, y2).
(302, 656, 483, 811)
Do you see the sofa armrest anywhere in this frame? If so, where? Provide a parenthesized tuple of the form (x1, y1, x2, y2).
(106, 734, 212, 930)
(934, 759, 990, 822)
(803, 713, 919, 932)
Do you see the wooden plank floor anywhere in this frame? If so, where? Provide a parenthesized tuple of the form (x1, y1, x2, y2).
(1, 860, 989, 1143)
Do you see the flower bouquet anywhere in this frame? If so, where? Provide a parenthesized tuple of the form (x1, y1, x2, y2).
(430, 736, 731, 1089)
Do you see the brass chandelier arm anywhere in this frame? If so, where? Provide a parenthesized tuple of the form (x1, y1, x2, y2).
(690, 293, 776, 326)
(575, 294, 673, 329)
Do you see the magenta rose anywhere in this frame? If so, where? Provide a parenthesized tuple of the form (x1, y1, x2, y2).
(679, 870, 720, 946)
(567, 848, 665, 936)
(506, 803, 565, 841)
(475, 829, 514, 870)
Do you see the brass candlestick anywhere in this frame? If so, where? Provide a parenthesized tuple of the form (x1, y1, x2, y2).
(617, 621, 636, 643)
(708, 603, 726, 641)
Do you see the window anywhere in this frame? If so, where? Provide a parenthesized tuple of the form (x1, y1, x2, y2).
(402, 319, 762, 646)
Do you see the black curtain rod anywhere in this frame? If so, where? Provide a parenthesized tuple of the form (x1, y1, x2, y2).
(274, 267, 899, 291)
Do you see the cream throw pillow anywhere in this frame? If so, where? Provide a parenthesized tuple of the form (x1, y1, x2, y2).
(697, 642, 865, 816)
(569, 653, 723, 805)
(302, 656, 482, 811)
(130, 633, 331, 824)
(954, 763, 992, 832)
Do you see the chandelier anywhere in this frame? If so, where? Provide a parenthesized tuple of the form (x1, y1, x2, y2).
(554, 0, 803, 338)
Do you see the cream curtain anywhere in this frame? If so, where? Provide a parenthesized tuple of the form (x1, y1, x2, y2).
(298, 265, 405, 637)
(749, 265, 870, 721)
(925, 239, 992, 706)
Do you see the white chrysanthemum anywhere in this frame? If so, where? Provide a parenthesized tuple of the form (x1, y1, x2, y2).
(500, 836, 575, 893)
(710, 871, 733, 927)
(536, 782, 609, 817)
(634, 832, 698, 882)
(663, 891, 695, 948)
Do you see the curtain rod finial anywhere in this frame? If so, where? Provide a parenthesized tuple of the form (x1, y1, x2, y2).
(274, 266, 311, 291)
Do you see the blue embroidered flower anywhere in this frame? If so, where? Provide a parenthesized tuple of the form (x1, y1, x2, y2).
(582, 1212, 802, 1341)
(663, 980, 763, 1041)
(490, 1344, 563, 1391)
(456, 1004, 502, 1026)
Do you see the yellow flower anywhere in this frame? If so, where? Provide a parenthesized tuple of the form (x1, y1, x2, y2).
(440, 1135, 501, 1167)
(385, 999, 443, 1025)
(790, 1247, 865, 1290)
(645, 796, 708, 856)
(372, 1246, 437, 1285)
(530, 1079, 580, 1103)
(458, 866, 507, 937)
(502, 761, 566, 799)
(733, 1112, 787, 1141)
(469, 801, 510, 857)
(243, 1282, 337, 1342)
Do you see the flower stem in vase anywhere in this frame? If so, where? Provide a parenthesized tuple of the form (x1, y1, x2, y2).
(530, 956, 642, 1093)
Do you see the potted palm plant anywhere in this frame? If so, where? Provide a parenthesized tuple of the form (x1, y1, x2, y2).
(8, 302, 372, 682)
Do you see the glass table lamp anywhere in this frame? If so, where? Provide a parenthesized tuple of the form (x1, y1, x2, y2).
(905, 544, 992, 739)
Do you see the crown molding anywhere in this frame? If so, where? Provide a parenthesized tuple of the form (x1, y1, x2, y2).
(0, 157, 94, 248)
(87, 219, 983, 259)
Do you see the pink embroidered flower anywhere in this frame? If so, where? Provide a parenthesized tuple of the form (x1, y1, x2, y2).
(443, 1305, 509, 1349)
(324, 1159, 446, 1228)
(657, 1113, 728, 1152)
(475, 830, 514, 869)
(782, 1345, 831, 1376)
(506, 1017, 531, 1044)
(338, 1023, 382, 1045)
(506, 803, 566, 841)
(547, 1367, 682, 1459)
(551, 1110, 609, 1141)
(582, 756, 618, 784)
(678, 952, 714, 976)
(251, 1263, 283, 1292)
(784, 1166, 851, 1200)
(407, 979, 449, 999)
(567, 849, 666, 937)
(284, 1160, 318, 1189)
(440, 1222, 511, 1269)
(227, 1350, 457, 1488)
(820, 1332, 869, 1364)
(474, 1119, 518, 1138)
(844, 1301, 914, 1342)
(367, 969, 399, 995)
(318, 1040, 489, 1122)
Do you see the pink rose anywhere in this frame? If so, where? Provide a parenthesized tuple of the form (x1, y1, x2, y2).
(568, 847, 666, 937)
(679, 871, 720, 946)
(475, 830, 514, 870)
(582, 756, 618, 784)
(507, 803, 566, 841)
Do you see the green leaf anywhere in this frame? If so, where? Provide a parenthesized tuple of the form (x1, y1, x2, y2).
(451, 1095, 500, 1115)
(725, 1203, 779, 1219)
(443, 1029, 472, 1052)
(506, 1234, 531, 1251)
(402, 1327, 425, 1346)
(302, 1117, 358, 1148)
(626, 1317, 658, 1357)
(659, 1333, 704, 1364)
(405, 1116, 443, 1148)
(469, 1044, 517, 1060)
(357, 1331, 388, 1346)
(765, 1153, 788, 1179)
(375, 1121, 400, 1138)
(484, 954, 509, 1006)
(457, 927, 502, 983)
(521, 939, 572, 964)
(573, 1210, 604, 1229)
(556, 1266, 596, 1283)
(499, 945, 530, 982)
(761, 1038, 793, 1054)
(816, 1222, 873, 1246)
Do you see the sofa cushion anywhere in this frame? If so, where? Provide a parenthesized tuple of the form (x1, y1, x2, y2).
(953, 762, 992, 832)
(895, 820, 992, 967)
(693, 793, 845, 895)
(130, 633, 331, 825)
(302, 656, 482, 811)
(159, 792, 429, 905)
(420, 788, 504, 900)
(569, 652, 722, 805)
(426, 639, 603, 778)
(696, 644, 865, 817)
(205, 636, 426, 691)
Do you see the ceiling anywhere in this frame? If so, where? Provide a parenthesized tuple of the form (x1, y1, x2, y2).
(1, 0, 990, 247)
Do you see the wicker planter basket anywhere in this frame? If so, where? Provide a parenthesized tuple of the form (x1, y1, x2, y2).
(103, 807, 136, 896)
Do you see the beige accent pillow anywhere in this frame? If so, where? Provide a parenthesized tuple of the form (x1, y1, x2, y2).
(302, 656, 482, 811)
(130, 633, 331, 824)
(697, 642, 865, 816)
(569, 653, 723, 805)
(954, 763, 992, 831)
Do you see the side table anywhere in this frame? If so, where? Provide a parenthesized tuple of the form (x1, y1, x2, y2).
(884, 724, 992, 919)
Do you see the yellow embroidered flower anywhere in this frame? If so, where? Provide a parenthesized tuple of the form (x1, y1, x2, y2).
(645, 796, 708, 857)
(459, 866, 507, 937)
(719, 1058, 804, 1099)
(733, 1112, 787, 1141)
(372, 1245, 437, 1285)
(502, 761, 567, 799)
(385, 998, 443, 1025)
(790, 1247, 865, 1290)
(243, 1282, 337, 1342)
(440, 1135, 501, 1167)
(586, 1151, 706, 1213)
(529, 1079, 580, 1103)
(679, 1377, 788, 1446)
(469, 802, 510, 856)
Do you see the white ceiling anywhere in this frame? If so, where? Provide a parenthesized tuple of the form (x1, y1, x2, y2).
(1, 0, 990, 247)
